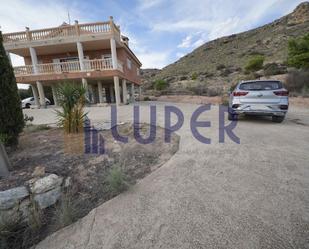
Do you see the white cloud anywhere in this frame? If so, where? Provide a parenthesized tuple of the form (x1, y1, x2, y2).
(176, 52, 185, 58)
(178, 35, 193, 48)
(141, 0, 304, 55)
(137, 0, 163, 10)
(137, 51, 170, 69)
(0, 0, 83, 33)
(1, 0, 84, 68)
(0, 0, 84, 88)
(1, 0, 304, 74)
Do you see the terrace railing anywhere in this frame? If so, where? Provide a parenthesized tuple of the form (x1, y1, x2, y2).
(3, 20, 120, 44)
(13, 58, 123, 77)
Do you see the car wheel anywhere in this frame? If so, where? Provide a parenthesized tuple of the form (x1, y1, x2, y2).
(272, 115, 285, 123)
(228, 112, 238, 121)
(25, 103, 31, 109)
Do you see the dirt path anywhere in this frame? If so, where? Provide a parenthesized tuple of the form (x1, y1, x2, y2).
(23, 102, 309, 249)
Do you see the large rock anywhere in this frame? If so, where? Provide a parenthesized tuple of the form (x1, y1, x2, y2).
(19, 198, 31, 220)
(34, 187, 61, 209)
(0, 206, 20, 224)
(30, 174, 63, 194)
(0, 186, 29, 210)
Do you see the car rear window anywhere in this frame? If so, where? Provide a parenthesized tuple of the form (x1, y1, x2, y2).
(239, 81, 282, 91)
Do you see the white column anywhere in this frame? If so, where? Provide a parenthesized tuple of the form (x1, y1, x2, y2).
(29, 47, 46, 107)
(131, 83, 135, 103)
(77, 42, 90, 101)
(77, 42, 85, 71)
(88, 84, 94, 104)
(51, 85, 58, 106)
(113, 76, 121, 105)
(31, 85, 40, 106)
(82, 78, 89, 100)
(98, 81, 104, 103)
(110, 38, 118, 69)
(122, 79, 128, 104)
(36, 81, 46, 107)
(139, 85, 142, 100)
(109, 85, 115, 103)
(29, 47, 38, 73)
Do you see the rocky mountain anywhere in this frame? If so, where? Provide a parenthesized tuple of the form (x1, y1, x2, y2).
(142, 2, 309, 96)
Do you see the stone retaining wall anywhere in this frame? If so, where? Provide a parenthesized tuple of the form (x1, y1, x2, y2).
(0, 174, 70, 222)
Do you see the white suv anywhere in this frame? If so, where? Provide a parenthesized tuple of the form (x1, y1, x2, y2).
(229, 80, 289, 123)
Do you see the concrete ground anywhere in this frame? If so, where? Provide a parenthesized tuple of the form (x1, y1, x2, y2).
(24, 102, 309, 249)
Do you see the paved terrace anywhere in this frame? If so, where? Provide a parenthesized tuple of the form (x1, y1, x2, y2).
(23, 102, 309, 249)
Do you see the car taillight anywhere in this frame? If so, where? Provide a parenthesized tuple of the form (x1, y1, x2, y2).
(273, 90, 289, 96)
(233, 91, 248, 96)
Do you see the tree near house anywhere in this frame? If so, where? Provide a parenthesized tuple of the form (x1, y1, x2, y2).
(0, 31, 24, 145)
(288, 33, 309, 69)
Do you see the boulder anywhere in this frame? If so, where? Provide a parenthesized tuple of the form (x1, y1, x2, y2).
(0, 186, 29, 210)
(30, 174, 63, 194)
(34, 187, 61, 209)
(64, 177, 72, 188)
(0, 206, 21, 224)
(19, 198, 31, 220)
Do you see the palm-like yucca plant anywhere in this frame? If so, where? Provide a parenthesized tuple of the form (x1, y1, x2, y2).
(55, 83, 87, 133)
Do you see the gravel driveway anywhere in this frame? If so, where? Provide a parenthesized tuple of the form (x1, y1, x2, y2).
(24, 102, 309, 249)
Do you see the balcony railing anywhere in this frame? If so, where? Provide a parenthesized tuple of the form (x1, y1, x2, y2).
(3, 21, 120, 44)
(14, 58, 123, 77)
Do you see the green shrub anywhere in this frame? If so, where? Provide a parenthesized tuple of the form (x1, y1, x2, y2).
(220, 68, 232, 77)
(245, 55, 265, 73)
(24, 114, 34, 124)
(216, 64, 226, 70)
(221, 96, 229, 106)
(286, 70, 309, 93)
(191, 72, 198, 80)
(229, 82, 238, 92)
(263, 63, 287, 76)
(288, 33, 309, 69)
(55, 83, 86, 134)
(154, 79, 167, 91)
(0, 213, 23, 249)
(188, 84, 208, 95)
(106, 166, 129, 194)
(0, 31, 24, 146)
(143, 96, 151, 101)
(52, 193, 78, 229)
(207, 87, 223, 97)
(27, 201, 43, 232)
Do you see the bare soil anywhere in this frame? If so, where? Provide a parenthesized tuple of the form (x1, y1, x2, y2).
(0, 123, 179, 248)
(153, 95, 222, 105)
(149, 95, 309, 108)
(2, 123, 179, 193)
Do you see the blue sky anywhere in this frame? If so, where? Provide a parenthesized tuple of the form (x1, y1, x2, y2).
(0, 0, 305, 70)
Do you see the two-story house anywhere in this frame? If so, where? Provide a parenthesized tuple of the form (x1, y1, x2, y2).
(2, 17, 142, 107)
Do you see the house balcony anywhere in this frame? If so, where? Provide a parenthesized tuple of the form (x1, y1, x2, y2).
(14, 58, 124, 83)
(3, 19, 122, 52)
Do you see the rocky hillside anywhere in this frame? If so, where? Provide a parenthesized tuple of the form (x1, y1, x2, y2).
(142, 2, 309, 95)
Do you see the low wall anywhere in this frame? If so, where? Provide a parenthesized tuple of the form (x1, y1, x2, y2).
(0, 174, 71, 222)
